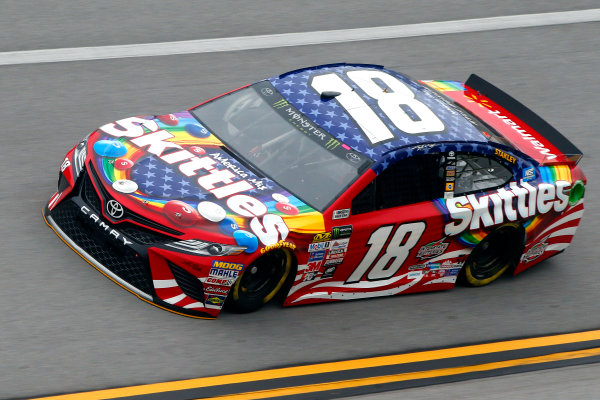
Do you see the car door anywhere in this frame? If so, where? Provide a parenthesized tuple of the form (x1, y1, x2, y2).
(335, 153, 451, 294)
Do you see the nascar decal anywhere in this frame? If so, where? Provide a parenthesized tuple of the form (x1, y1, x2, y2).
(443, 181, 570, 236)
(332, 209, 350, 219)
(97, 116, 289, 246)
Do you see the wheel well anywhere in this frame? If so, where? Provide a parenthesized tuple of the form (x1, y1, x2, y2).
(459, 222, 526, 285)
(279, 248, 299, 301)
(494, 222, 526, 272)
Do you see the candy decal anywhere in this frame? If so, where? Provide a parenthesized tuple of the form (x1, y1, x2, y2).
(93, 140, 128, 157)
(114, 158, 134, 170)
(185, 124, 210, 138)
(99, 116, 294, 246)
(569, 180, 585, 205)
(234, 230, 259, 253)
(275, 202, 299, 215)
(272, 193, 289, 203)
(163, 200, 199, 226)
(156, 114, 179, 126)
(112, 179, 138, 193)
(218, 217, 240, 235)
(197, 201, 226, 222)
(188, 145, 206, 155)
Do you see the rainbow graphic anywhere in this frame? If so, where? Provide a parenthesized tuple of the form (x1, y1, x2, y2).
(421, 80, 465, 92)
(539, 165, 572, 184)
(90, 113, 327, 236)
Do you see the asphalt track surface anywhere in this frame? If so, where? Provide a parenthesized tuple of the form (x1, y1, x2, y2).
(1, 1, 599, 399)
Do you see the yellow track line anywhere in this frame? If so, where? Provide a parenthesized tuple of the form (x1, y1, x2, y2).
(33, 330, 600, 400)
(201, 347, 600, 400)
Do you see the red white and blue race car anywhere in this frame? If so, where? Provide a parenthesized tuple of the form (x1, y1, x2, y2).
(44, 64, 586, 318)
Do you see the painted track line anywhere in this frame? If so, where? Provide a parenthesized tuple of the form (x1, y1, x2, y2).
(28, 329, 600, 400)
(2, 9, 599, 66)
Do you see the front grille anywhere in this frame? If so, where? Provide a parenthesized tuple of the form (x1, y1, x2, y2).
(118, 224, 174, 245)
(169, 263, 205, 303)
(51, 200, 153, 295)
(79, 169, 176, 245)
(87, 165, 183, 236)
(80, 172, 102, 212)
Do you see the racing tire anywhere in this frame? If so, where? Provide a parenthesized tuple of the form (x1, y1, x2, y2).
(227, 249, 293, 313)
(460, 223, 524, 287)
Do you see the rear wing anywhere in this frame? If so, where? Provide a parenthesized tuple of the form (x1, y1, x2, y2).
(464, 74, 583, 165)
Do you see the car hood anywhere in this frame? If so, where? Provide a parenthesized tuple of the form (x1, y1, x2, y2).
(86, 111, 325, 248)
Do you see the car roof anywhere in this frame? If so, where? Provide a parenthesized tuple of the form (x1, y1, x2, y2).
(267, 63, 491, 164)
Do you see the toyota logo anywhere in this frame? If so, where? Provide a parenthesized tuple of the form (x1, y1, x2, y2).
(106, 200, 124, 219)
(346, 152, 361, 163)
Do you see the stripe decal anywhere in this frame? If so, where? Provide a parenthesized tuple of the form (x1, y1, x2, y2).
(547, 227, 579, 239)
(545, 243, 571, 252)
(164, 293, 186, 305)
(153, 279, 178, 289)
(537, 208, 584, 237)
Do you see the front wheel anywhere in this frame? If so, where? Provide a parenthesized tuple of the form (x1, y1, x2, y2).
(460, 224, 524, 287)
(227, 249, 293, 313)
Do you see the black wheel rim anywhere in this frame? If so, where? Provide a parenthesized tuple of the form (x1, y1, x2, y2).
(239, 251, 287, 300)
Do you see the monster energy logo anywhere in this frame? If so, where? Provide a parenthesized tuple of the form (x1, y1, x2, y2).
(326, 138, 340, 150)
(272, 99, 289, 109)
(332, 225, 352, 239)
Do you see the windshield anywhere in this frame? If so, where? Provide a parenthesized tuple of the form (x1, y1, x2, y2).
(190, 81, 371, 211)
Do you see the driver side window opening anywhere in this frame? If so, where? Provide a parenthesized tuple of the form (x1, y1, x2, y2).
(452, 153, 513, 195)
(351, 151, 514, 215)
(352, 154, 443, 214)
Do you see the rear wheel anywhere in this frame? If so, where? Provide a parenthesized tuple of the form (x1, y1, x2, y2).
(227, 249, 293, 313)
(461, 224, 524, 287)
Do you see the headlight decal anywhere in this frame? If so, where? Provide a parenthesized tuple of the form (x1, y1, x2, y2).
(166, 239, 246, 256)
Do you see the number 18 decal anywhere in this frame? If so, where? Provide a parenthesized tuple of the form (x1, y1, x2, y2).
(310, 70, 444, 146)
(346, 222, 426, 283)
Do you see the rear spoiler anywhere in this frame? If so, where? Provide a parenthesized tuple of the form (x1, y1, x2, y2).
(465, 74, 583, 165)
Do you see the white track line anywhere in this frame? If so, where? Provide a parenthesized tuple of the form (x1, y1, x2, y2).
(1, 9, 599, 66)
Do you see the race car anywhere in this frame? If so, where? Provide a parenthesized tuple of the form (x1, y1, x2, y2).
(44, 63, 586, 319)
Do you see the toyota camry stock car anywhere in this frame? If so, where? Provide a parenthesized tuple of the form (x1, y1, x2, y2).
(44, 64, 586, 318)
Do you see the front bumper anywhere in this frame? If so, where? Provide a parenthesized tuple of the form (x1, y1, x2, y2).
(44, 167, 218, 319)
